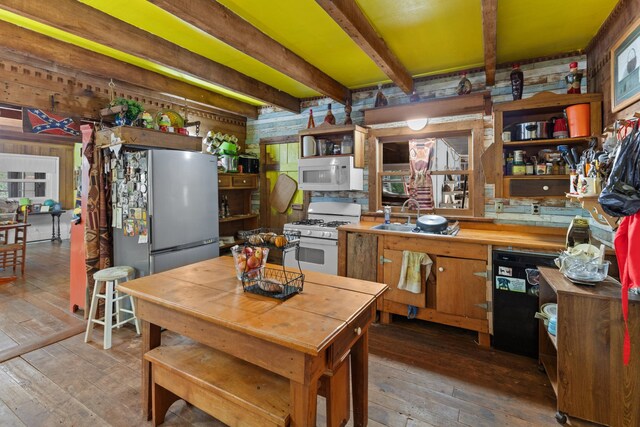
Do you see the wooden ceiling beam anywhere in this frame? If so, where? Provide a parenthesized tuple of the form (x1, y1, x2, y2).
(0, 21, 259, 118)
(0, 0, 298, 114)
(315, 0, 413, 94)
(149, 0, 350, 104)
(481, 0, 498, 86)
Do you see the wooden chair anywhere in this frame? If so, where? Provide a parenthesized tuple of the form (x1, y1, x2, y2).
(0, 208, 28, 276)
(145, 343, 351, 427)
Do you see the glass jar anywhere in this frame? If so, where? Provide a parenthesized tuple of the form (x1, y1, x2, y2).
(341, 135, 354, 154)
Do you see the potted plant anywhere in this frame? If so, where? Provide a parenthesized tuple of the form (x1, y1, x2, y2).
(106, 97, 144, 126)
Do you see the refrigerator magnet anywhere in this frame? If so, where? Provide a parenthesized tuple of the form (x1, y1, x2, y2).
(496, 276, 526, 293)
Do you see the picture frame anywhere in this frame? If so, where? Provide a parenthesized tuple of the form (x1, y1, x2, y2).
(32, 203, 42, 213)
(611, 17, 640, 112)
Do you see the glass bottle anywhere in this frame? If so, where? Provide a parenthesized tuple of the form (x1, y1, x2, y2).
(307, 109, 315, 128)
(374, 83, 388, 107)
(510, 64, 524, 100)
(323, 103, 336, 125)
(344, 97, 353, 125)
(565, 62, 583, 94)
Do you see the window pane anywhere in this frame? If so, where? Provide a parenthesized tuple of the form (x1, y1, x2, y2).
(8, 172, 23, 179)
(433, 174, 469, 209)
(35, 172, 46, 180)
(8, 182, 21, 198)
(23, 182, 36, 198)
(0, 172, 6, 179)
(381, 174, 409, 207)
(35, 182, 46, 197)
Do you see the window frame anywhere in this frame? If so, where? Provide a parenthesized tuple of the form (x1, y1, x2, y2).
(0, 153, 59, 204)
(368, 119, 485, 218)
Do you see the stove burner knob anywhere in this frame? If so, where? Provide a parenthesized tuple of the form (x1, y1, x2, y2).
(323, 231, 331, 238)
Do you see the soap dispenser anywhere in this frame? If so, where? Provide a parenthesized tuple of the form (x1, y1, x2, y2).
(383, 206, 391, 224)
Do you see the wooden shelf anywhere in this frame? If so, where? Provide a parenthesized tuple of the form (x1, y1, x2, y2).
(219, 214, 258, 223)
(504, 175, 569, 180)
(503, 137, 591, 147)
(95, 126, 202, 152)
(540, 353, 558, 397)
(301, 154, 354, 160)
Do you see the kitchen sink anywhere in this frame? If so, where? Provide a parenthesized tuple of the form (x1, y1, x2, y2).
(370, 223, 420, 233)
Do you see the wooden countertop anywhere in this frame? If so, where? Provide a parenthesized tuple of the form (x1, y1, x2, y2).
(339, 221, 567, 251)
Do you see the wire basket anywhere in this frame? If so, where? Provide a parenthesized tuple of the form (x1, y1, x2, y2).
(242, 267, 304, 300)
(238, 228, 300, 250)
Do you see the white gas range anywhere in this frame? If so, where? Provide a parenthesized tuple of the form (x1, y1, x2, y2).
(283, 202, 361, 275)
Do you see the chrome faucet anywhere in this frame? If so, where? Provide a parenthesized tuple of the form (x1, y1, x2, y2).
(401, 198, 421, 227)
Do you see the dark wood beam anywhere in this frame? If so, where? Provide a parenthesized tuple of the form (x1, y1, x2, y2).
(149, 0, 350, 104)
(0, 0, 298, 113)
(0, 20, 259, 118)
(481, 0, 497, 86)
(315, 0, 413, 94)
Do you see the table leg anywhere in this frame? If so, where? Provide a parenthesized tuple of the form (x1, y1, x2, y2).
(351, 330, 369, 427)
(56, 215, 61, 241)
(141, 320, 161, 420)
(290, 378, 319, 427)
(51, 215, 56, 241)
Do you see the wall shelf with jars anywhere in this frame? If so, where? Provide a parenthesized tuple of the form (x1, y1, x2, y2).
(492, 91, 602, 198)
(298, 123, 367, 167)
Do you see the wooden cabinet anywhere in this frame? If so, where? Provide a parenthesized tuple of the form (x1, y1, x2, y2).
(492, 92, 602, 198)
(298, 123, 367, 168)
(538, 267, 640, 426)
(435, 256, 487, 320)
(218, 173, 258, 250)
(340, 230, 490, 344)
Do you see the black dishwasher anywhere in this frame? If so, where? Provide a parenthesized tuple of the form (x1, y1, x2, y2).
(492, 250, 558, 358)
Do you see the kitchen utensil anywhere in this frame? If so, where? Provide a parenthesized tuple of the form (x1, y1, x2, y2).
(302, 135, 317, 157)
(416, 214, 448, 233)
(238, 154, 259, 173)
(270, 174, 297, 213)
(511, 121, 551, 140)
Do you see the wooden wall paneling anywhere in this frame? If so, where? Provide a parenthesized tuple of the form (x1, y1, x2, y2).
(0, 139, 75, 208)
(471, 122, 485, 217)
(586, 0, 640, 125)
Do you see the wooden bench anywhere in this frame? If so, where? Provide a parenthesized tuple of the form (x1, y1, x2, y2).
(145, 343, 351, 427)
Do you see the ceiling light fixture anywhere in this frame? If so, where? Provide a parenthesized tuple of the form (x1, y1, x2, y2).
(407, 118, 428, 131)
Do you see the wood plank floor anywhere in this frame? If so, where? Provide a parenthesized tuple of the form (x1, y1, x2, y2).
(0, 241, 582, 426)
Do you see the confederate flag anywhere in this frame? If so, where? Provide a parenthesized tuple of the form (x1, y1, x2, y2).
(23, 108, 80, 136)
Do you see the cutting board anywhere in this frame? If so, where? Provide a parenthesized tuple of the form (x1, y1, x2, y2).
(270, 174, 297, 213)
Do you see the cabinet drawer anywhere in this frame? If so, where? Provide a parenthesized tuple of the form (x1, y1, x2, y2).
(232, 175, 257, 188)
(329, 305, 373, 367)
(506, 178, 567, 197)
(218, 174, 232, 188)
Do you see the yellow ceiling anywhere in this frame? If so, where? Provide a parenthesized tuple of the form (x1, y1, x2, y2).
(0, 0, 619, 106)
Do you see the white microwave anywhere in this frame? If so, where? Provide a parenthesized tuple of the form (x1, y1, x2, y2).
(298, 156, 363, 191)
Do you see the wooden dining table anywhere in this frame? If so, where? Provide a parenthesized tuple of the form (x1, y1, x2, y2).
(118, 256, 387, 426)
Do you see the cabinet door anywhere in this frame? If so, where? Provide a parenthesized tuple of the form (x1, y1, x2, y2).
(436, 256, 487, 319)
(382, 249, 427, 308)
(346, 233, 378, 282)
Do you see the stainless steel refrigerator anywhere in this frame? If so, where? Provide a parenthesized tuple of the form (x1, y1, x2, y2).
(113, 150, 219, 277)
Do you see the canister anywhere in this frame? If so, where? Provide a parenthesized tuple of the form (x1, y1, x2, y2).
(513, 150, 525, 164)
(546, 163, 553, 175)
(536, 163, 547, 175)
(525, 163, 534, 175)
(512, 162, 526, 175)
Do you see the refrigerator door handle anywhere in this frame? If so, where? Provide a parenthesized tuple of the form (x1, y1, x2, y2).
(148, 214, 152, 246)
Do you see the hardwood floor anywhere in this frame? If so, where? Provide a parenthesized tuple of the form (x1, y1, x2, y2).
(0, 241, 572, 426)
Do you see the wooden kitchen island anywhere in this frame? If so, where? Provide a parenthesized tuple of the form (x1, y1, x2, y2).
(338, 221, 567, 346)
(118, 256, 387, 427)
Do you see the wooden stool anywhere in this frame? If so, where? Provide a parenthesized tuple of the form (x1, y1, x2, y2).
(84, 266, 140, 349)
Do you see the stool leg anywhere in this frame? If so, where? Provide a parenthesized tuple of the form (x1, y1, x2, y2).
(129, 295, 141, 335)
(103, 281, 114, 350)
(115, 279, 122, 329)
(84, 279, 101, 343)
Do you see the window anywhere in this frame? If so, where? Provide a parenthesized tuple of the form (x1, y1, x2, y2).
(0, 154, 59, 203)
(370, 119, 484, 217)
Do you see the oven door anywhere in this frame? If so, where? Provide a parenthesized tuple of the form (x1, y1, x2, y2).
(284, 236, 338, 275)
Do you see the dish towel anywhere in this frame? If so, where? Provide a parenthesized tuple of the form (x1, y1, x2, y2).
(397, 251, 432, 294)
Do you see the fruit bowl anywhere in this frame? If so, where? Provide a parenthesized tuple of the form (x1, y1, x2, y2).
(231, 245, 269, 280)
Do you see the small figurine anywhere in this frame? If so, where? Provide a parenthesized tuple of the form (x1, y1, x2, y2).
(409, 90, 421, 102)
(141, 112, 154, 129)
(456, 72, 472, 95)
(510, 64, 524, 100)
(307, 109, 315, 128)
(565, 62, 583, 94)
(344, 97, 353, 125)
(158, 114, 171, 132)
